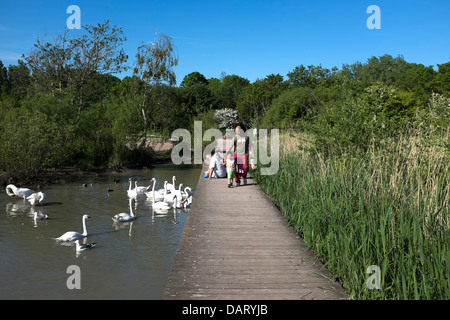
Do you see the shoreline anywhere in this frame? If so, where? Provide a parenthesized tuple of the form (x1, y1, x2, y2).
(0, 150, 186, 189)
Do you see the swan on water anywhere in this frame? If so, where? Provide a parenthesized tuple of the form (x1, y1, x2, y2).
(135, 180, 150, 195)
(112, 198, 136, 222)
(74, 240, 96, 252)
(6, 184, 36, 199)
(182, 187, 192, 200)
(166, 176, 177, 193)
(127, 178, 138, 198)
(150, 178, 171, 211)
(156, 180, 169, 194)
(27, 192, 47, 206)
(172, 194, 184, 209)
(182, 195, 193, 208)
(173, 183, 184, 202)
(145, 180, 165, 200)
(54, 214, 91, 242)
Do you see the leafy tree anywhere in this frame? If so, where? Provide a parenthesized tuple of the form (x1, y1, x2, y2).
(180, 71, 208, 87)
(133, 29, 179, 147)
(7, 60, 32, 99)
(0, 109, 73, 180)
(396, 63, 436, 104)
(214, 108, 239, 129)
(237, 74, 287, 127)
(433, 61, 450, 95)
(23, 20, 128, 118)
(210, 73, 250, 110)
(340, 54, 409, 86)
(0, 60, 9, 96)
(180, 83, 214, 117)
(261, 86, 320, 129)
(287, 64, 337, 88)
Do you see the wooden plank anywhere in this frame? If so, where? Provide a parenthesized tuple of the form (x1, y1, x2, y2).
(164, 163, 348, 300)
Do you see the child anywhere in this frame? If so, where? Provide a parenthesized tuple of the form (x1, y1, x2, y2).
(226, 152, 235, 188)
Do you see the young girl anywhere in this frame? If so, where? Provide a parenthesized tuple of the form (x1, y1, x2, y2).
(226, 152, 235, 188)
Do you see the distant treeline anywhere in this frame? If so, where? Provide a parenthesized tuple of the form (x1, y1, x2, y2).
(0, 20, 449, 182)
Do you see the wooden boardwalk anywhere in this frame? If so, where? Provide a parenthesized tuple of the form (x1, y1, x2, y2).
(164, 164, 348, 300)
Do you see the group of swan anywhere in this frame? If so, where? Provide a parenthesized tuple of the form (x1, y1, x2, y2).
(50, 175, 193, 252)
(142, 176, 193, 210)
(5, 176, 193, 253)
(6, 184, 47, 206)
(127, 176, 193, 211)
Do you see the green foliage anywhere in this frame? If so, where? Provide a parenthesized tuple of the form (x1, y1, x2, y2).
(180, 71, 209, 87)
(236, 74, 287, 127)
(0, 109, 73, 180)
(287, 64, 338, 88)
(261, 86, 318, 129)
(433, 62, 450, 96)
(307, 83, 419, 156)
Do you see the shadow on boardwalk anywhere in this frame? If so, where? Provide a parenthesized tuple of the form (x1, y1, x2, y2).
(165, 165, 348, 300)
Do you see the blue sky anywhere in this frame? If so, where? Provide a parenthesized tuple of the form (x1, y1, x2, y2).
(1, 0, 449, 85)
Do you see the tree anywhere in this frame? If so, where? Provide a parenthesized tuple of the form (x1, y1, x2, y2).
(340, 55, 409, 86)
(396, 63, 436, 105)
(0, 60, 9, 96)
(7, 60, 32, 99)
(261, 86, 319, 129)
(23, 20, 129, 118)
(214, 108, 239, 129)
(180, 83, 214, 117)
(237, 74, 287, 127)
(433, 61, 450, 95)
(287, 64, 335, 88)
(180, 71, 208, 87)
(133, 29, 179, 147)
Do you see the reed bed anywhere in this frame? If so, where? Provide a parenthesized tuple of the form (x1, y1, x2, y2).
(254, 131, 450, 299)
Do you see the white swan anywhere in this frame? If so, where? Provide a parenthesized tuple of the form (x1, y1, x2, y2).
(74, 240, 96, 252)
(166, 176, 177, 193)
(145, 179, 165, 200)
(150, 178, 171, 210)
(112, 198, 136, 222)
(54, 214, 91, 242)
(182, 195, 193, 208)
(6, 184, 36, 199)
(156, 180, 168, 194)
(135, 180, 150, 195)
(172, 194, 184, 209)
(173, 183, 184, 202)
(27, 192, 47, 206)
(127, 178, 138, 198)
(182, 186, 192, 200)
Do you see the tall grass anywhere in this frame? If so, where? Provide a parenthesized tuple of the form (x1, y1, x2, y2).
(254, 131, 450, 299)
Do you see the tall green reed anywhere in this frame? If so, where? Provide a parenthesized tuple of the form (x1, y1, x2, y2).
(254, 132, 450, 299)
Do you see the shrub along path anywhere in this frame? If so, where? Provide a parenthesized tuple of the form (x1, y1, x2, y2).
(164, 164, 348, 300)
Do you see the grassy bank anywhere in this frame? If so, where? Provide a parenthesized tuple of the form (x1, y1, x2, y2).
(254, 131, 450, 299)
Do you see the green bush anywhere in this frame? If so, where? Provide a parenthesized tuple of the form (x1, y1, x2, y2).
(307, 83, 418, 157)
(0, 108, 73, 180)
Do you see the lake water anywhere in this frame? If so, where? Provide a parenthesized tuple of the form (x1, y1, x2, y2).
(0, 164, 201, 299)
